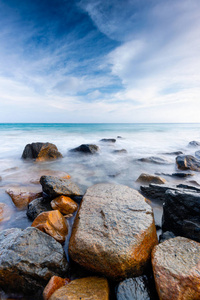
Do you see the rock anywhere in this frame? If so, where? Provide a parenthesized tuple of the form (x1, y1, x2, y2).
(51, 196, 78, 215)
(151, 237, 200, 300)
(40, 176, 82, 199)
(117, 136, 123, 138)
(188, 140, 200, 146)
(195, 150, 200, 159)
(136, 173, 166, 185)
(6, 186, 42, 209)
(116, 276, 152, 300)
(0, 227, 68, 294)
(140, 184, 177, 202)
(100, 138, 116, 143)
(138, 157, 170, 165)
(156, 172, 193, 178)
(176, 155, 200, 171)
(176, 183, 200, 192)
(21, 142, 62, 161)
(26, 197, 52, 221)
(162, 189, 200, 242)
(159, 231, 176, 243)
(49, 277, 109, 300)
(113, 149, 127, 154)
(161, 151, 183, 155)
(32, 210, 68, 243)
(70, 144, 99, 154)
(69, 183, 158, 280)
(43, 276, 70, 300)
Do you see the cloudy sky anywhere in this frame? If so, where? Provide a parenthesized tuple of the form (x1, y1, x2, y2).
(0, 0, 200, 123)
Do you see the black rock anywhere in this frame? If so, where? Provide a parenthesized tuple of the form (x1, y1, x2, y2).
(0, 227, 68, 294)
(155, 172, 193, 178)
(100, 138, 116, 143)
(140, 184, 177, 202)
(162, 189, 200, 242)
(117, 136, 123, 139)
(70, 144, 99, 154)
(22, 142, 44, 159)
(176, 155, 200, 171)
(113, 149, 127, 154)
(159, 231, 176, 243)
(188, 141, 200, 147)
(176, 183, 200, 192)
(26, 197, 52, 221)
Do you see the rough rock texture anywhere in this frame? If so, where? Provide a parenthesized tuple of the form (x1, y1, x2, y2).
(51, 196, 78, 215)
(6, 186, 42, 209)
(162, 189, 200, 242)
(152, 237, 200, 300)
(138, 157, 170, 165)
(32, 210, 68, 243)
(188, 140, 200, 147)
(136, 173, 166, 185)
(0, 227, 68, 294)
(40, 176, 82, 199)
(21, 142, 62, 161)
(176, 155, 200, 171)
(49, 277, 109, 300)
(43, 276, 70, 300)
(26, 197, 52, 221)
(70, 144, 99, 154)
(69, 183, 158, 280)
(100, 138, 116, 143)
(113, 149, 127, 154)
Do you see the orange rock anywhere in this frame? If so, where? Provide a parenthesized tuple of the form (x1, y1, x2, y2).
(32, 210, 68, 243)
(49, 277, 109, 300)
(51, 196, 78, 215)
(152, 237, 200, 300)
(6, 186, 42, 209)
(43, 276, 70, 300)
(0, 203, 11, 222)
(36, 144, 63, 162)
(136, 173, 166, 184)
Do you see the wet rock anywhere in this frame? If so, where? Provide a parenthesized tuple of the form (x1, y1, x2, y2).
(162, 189, 200, 242)
(51, 196, 78, 215)
(188, 140, 200, 146)
(49, 277, 109, 300)
(113, 149, 127, 154)
(43, 276, 70, 300)
(40, 176, 82, 199)
(100, 138, 116, 143)
(159, 231, 176, 243)
(69, 183, 158, 280)
(6, 186, 42, 209)
(136, 173, 166, 185)
(195, 150, 200, 159)
(176, 155, 200, 171)
(0, 227, 68, 294)
(138, 157, 170, 165)
(152, 237, 200, 300)
(22, 142, 62, 161)
(26, 197, 52, 221)
(161, 151, 183, 155)
(32, 210, 68, 243)
(176, 183, 200, 192)
(70, 144, 99, 154)
(140, 184, 177, 202)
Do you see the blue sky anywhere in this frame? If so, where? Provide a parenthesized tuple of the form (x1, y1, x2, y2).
(0, 0, 200, 122)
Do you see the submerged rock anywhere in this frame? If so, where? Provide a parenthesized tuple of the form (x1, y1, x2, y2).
(26, 197, 52, 221)
(176, 155, 200, 171)
(188, 140, 200, 147)
(43, 276, 70, 300)
(22, 142, 62, 161)
(161, 151, 183, 155)
(138, 157, 170, 165)
(69, 183, 158, 280)
(0, 227, 68, 294)
(136, 173, 166, 185)
(152, 237, 200, 300)
(32, 210, 68, 243)
(100, 138, 116, 143)
(51, 196, 78, 215)
(6, 186, 42, 209)
(70, 144, 99, 154)
(49, 277, 109, 300)
(40, 176, 82, 199)
(113, 149, 127, 154)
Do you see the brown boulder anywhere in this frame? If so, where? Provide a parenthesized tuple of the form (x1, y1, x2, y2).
(69, 183, 158, 280)
(152, 237, 200, 300)
(43, 276, 70, 300)
(49, 277, 109, 300)
(136, 173, 166, 185)
(32, 210, 68, 243)
(22, 142, 63, 161)
(6, 186, 42, 209)
(51, 196, 78, 215)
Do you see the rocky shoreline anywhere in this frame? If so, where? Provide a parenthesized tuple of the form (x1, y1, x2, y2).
(0, 141, 200, 299)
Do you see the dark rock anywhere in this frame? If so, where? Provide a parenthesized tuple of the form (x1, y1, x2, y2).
(188, 140, 200, 146)
(195, 150, 200, 158)
(0, 227, 68, 294)
(138, 156, 170, 165)
(22, 142, 62, 161)
(161, 151, 183, 155)
(176, 155, 200, 171)
(117, 136, 123, 139)
(155, 172, 194, 178)
(113, 149, 127, 154)
(176, 183, 200, 192)
(108, 172, 121, 178)
(40, 176, 82, 199)
(159, 231, 176, 243)
(140, 184, 177, 202)
(70, 144, 99, 154)
(100, 138, 116, 143)
(162, 189, 200, 242)
(26, 197, 52, 221)
(22, 142, 44, 159)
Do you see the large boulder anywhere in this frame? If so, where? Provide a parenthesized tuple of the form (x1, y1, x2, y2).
(162, 189, 200, 242)
(152, 237, 200, 300)
(51, 196, 78, 215)
(0, 227, 68, 294)
(69, 183, 158, 280)
(49, 277, 109, 300)
(22, 142, 62, 161)
(32, 210, 68, 243)
(27, 197, 52, 221)
(40, 176, 82, 199)
(136, 173, 166, 185)
(6, 186, 42, 209)
(176, 155, 200, 171)
(70, 144, 99, 154)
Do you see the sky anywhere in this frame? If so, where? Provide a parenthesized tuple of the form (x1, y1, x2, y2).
(0, 0, 200, 123)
